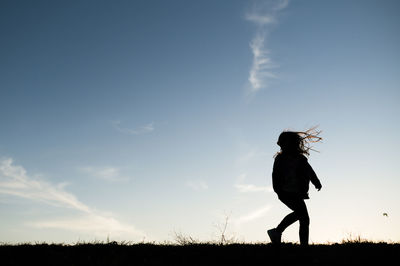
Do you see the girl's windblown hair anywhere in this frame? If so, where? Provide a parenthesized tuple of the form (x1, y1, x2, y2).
(276, 126, 322, 157)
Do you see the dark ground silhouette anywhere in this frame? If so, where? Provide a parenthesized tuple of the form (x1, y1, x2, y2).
(0, 242, 399, 266)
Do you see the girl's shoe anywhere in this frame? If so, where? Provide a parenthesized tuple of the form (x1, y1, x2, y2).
(267, 228, 282, 244)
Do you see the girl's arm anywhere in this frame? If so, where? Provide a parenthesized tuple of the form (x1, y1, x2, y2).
(306, 161, 322, 191)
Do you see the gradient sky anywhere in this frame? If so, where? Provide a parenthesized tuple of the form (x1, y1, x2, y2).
(1, 0, 399, 244)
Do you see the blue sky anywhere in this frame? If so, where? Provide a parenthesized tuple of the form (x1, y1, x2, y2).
(1, 0, 399, 244)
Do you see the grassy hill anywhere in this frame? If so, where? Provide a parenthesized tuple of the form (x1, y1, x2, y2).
(1, 242, 399, 266)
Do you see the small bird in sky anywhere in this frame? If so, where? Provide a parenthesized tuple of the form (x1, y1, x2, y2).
(383, 213, 388, 217)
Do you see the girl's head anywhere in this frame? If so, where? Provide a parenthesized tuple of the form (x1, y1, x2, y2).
(276, 127, 322, 157)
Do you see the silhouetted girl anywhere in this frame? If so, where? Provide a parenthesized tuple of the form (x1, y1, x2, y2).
(268, 128, 322, 246)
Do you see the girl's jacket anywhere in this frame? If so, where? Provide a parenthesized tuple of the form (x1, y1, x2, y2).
(272, 153, 321, 199)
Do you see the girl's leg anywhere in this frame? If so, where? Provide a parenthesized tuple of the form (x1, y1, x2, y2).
(276, 211, 298, 233)
(277, 197, 310, 245)
(299, 218, 309, 245)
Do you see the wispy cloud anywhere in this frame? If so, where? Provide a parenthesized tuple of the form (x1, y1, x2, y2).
(248, 32, 277, 92)
(245, 0, 289, 93)
(30, 214, 141, 239)
(81, 166, 129, 182)
(234, 204, 271, 226)
(0, 158, 90, 212)
(0, 158, 144, 238)
(112, 120, 154, 135)
(245, 13, 275, 25)
(273, 0, 289, 11)
(235, 183, 273, 193)
(235, 149, 269, 165)
(186, 179, 209, 191)
(234, 173, 273, 193)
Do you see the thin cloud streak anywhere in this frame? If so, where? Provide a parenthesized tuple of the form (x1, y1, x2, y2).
(245, 0, 289, 93)
(235, 204, 271, 226)
(234, 173, 273, 193)
(248, 32, 276, 92)
(235, 183, 273, 193)
(0, 158, 90, 213)
(30, 214, 143, 238)
(81, 166, 129, 182)
(274, 0, 289, 11)
(0, 158, 144, 238)
(236, 149, 269, 165)
(112, 120, 154, 135)
(245, 13, 275, 25)
(186, 179, 209, 191)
